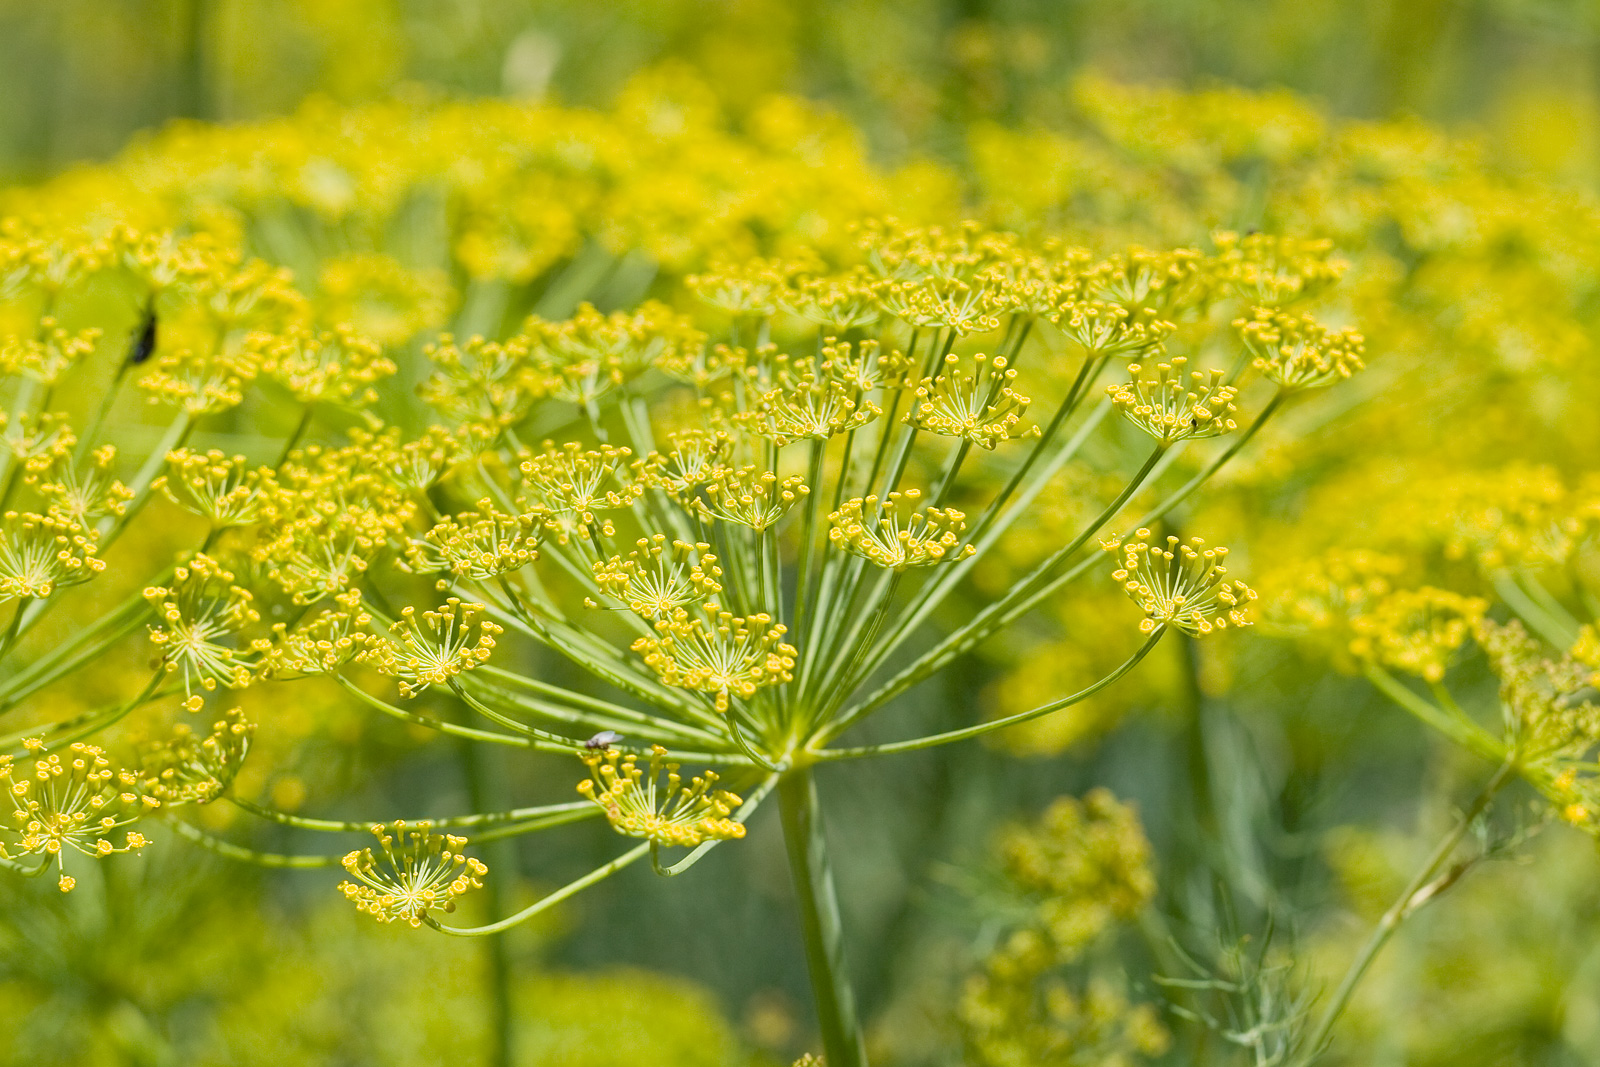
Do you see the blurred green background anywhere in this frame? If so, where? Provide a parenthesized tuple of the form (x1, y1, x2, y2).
(7, 3, 1600, 1067)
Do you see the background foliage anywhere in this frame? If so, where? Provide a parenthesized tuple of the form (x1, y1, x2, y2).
(3, 2, 1600, 1066)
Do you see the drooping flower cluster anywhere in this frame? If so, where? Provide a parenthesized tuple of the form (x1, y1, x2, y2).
(577, 744, 746, 847)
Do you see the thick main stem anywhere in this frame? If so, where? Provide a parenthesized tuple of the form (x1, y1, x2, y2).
(778, 767, 868, 1067)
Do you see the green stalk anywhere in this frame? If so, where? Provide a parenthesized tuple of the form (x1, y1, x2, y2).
(1301, 761, 1514, 1059)
(778, 766, 868, 1067)
(461, 739, 515, 1067)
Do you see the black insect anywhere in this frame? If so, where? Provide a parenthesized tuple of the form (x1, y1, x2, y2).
(584, 730, 623, 750)
(129, 300, 157, 365)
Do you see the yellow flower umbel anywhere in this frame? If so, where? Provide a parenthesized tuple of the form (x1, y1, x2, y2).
(340, 821, 487, 927)
(631, 604, 797, 712)
(577, 744, 746, 848)
(1, 742, 159, 892)
(139, 707, 255, 805)
(0, 511, 105, 604)
(1107, 530, 1256, 636)
(906, 352, 1037, 450)
(829, 491, 976, 570)
(144, 554, 259, 711)
(1107, 357, 1238, 446)
(737, 362, 881, 446)
(138, 348, 255, 415)
(403, 500, 539, 589)
(591, 535, 722, 619)
(1050, 300, 1174, 359)
(251, 324, 396, 409)
(37, 446, 133, 527)
(519, 441, 641, 528)
(154, 448, 276, 528)
(694, 467, 810, 532)
(256, 589, 373, 677)
(1235, 308, 1366, 391)
(0, 318, 100, 386)
(1347, 587, 1487, 683)
(360, 598, 502, 698)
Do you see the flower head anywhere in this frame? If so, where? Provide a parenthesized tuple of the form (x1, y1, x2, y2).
(1107, 530, 1256, 636)
(139, 707, 254, 805)
(592, 535, 722, 618)
(154, 448, 276, 528)
(829, 490, 975, 570)
(577, 744, 746, 847)
(1235, 307, 1365, 390)
(340, 821, 487, 926)
(0, 511, 105, 603)
(1347, 587, 1486, 682)
(144, 553, 259, 710)
(0, 743, 158, 887)
(519, 441, 641, 527)
(906, 352, 1037, 450)
(403, 500, 539, 589)
(359, 598, 501, 698)
(694, 467, 809, 531)
(1107, 357, 1238, 445)
(632, 604, 797, 712)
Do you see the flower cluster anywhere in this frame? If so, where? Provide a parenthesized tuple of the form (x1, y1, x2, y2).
(576, 744, 746, 848)
(340, 822, 487, 927)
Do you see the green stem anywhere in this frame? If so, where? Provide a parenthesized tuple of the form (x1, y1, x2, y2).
(817, 628, 1164, 757)
(1301, 761, 1514, 1059)
(427, 842, 651, 937)
(778, 766, 868, 1067)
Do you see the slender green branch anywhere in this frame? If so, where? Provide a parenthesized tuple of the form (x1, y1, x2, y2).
(229, 795, 596, 833)
(1362, 665, 1503, 763)
(1301, 761, 1515, 1059)
(167, 818, 346, 868)
(816, 628, 1165, 758)
(425, 842, 652, 937)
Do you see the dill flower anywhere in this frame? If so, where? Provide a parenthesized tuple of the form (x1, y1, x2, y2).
(906, 352, 1037, 449)
(0, 318, 101, 386)
(1214, 231, 1347, 307)
(403, 500, 539, 589)
(591, 535, 722, 618)
(737, 365, 881, 446)
(138, 348, 256, 415)
(154, 449, 276, 528)
(37, 446, 133, 526)
(694, 467, 809, 531)
(686, 258, 791, 316)
(1050, 300, 1174, 358)
(359, 598, 502, 698)
(519, 441, 641, 527)
(631, 604, 797, 712)
(1107, 530, 1256, 636)
(1347, 587, 1487, 683)
(634, 428, 733, 498)
(529, 300, 704, 405)
(340, 821, 487, 927)
(0, 411, 75, 482)
(144, 554, 259, 710)
(255, 589, 373, 677)
(784, 268, 885, 332)
(576, 744, 746, 847)
(1107, 357, 1238, 445)
(139, 707, 254, 805)
(0, 743, 158, 889)
(418, 333, 543, 426)
(251, 324, 396, 409)
(829, 491, 976, 570)
(1235, 308, 1366, 390)
(0, 511, 105, 603)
